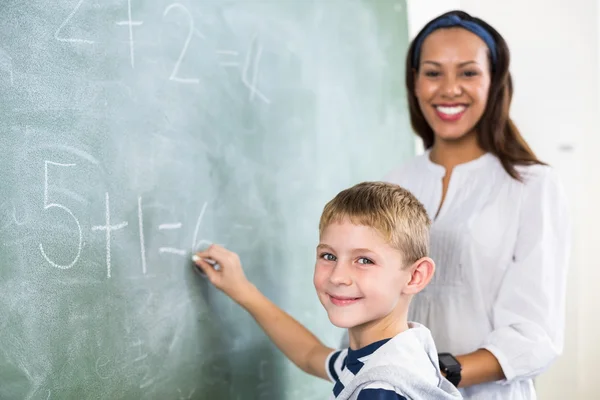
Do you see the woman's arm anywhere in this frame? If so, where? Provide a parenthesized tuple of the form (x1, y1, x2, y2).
(454, 349, 504, 388)
(193, 245, 334, 380)
(464, 167, 570, 386)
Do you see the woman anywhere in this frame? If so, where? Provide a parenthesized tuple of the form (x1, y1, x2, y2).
(368, 10, 569, 399)
(195, 10, 570, 400)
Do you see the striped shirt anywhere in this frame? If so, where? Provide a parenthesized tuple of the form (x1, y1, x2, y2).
(326, 338, 407, 400)
(324, 323, 462, 400)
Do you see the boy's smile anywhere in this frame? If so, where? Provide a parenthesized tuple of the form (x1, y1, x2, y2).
(327, 294, 363, 307)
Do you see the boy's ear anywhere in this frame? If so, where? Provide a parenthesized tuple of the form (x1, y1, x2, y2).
(403, 257, 435, 295)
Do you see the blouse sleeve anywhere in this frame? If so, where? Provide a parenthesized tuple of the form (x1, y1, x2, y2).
(481, 166, 571, 382)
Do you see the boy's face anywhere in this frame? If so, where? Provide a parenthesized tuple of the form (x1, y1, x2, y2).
(313, 219, 411, 329)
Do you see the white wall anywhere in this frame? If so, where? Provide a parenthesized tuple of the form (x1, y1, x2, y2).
(406, 1, 600, 398)
(405, 0, 460, 39)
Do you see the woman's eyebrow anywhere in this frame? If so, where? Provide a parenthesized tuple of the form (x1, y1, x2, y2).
(421, 60, 478, 67)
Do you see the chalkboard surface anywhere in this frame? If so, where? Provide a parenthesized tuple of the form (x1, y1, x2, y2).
(0, 1, 412, 398)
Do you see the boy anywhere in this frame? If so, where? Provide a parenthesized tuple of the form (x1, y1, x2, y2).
(193, 182, 462, 399)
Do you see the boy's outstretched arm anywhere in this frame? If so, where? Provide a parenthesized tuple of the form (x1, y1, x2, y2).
(193, 245, 334, 381)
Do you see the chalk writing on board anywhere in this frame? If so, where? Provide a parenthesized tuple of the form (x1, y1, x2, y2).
(218, 36, 270, 104)
(139, 377, 155, 389)
(194, 28, 206, 40)
(242, 33, 270, 104)
(192, 201, 208, 251)
(115, 0, 143, 68)
(38, 144, 100, 165)
(163, 3, 200, 84)
(53, 1, 274, 100)
(159, 247, 186, 256)
(137, 197, 147, 275)
(216, 50, 240, 67)
(177, 388, 196, 400)
(12, 203, 28, 226)
(123, 338, 151, 379)
(158, 218, 185, 255)
(158, 222, 182, 230)
(39, 161, 83, 270)
(35, 160, 218, 278)
(95, 355, 113, 380)
(55, 0, 95, 44)
(91, 192, 129, 278)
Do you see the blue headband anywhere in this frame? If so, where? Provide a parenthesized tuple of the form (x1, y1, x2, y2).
(412, 15, 498, 69)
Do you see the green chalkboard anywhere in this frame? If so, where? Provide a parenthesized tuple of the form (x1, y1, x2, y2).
(0, 0, 412, 398)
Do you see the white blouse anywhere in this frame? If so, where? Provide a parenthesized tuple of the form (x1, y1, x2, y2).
(341, 151, 570, 400)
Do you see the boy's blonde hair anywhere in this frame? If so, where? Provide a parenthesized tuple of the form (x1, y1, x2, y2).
(319, 182, 431, 266)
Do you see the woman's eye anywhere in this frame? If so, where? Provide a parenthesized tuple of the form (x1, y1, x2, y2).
(321, 253, 336, 261)
(423, 70, 440, 78)
(357, 257, 374, 265)
(463, 70, 479, 77)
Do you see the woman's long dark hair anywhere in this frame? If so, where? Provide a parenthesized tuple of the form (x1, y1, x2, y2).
(406, 10, 544, 180)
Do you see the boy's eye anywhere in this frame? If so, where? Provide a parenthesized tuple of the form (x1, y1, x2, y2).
(357, 257, 374, 265)
(320, 253, 337, 261)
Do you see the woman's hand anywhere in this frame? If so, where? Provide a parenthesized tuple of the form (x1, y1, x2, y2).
(192, 244, 255, 304)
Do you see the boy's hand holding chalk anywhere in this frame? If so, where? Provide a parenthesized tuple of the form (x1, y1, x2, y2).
(192, 245, 255, 304)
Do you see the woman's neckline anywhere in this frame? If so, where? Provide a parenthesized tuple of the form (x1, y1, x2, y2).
(423, 148, 495, 175)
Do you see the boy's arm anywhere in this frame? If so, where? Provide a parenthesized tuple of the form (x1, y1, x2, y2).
(193, 245, 334, 381)
(237, 284, 334, 380)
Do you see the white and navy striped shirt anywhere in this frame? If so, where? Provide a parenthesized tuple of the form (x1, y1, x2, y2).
(324, 323, 462, 400)
(326, 338, 407, 400)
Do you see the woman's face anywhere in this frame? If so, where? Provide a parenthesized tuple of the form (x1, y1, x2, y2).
(414, 28, 492, 143)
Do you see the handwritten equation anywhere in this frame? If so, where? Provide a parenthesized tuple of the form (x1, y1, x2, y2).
(34, 159, 217, 279)
(50, 0, 270, 103)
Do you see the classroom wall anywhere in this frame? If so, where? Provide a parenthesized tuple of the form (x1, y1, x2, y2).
(406, 1, 600, 398)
